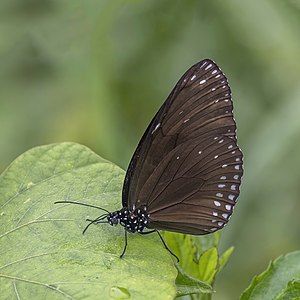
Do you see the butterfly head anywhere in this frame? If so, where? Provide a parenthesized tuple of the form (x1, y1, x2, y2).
(107, 211, 120, 225)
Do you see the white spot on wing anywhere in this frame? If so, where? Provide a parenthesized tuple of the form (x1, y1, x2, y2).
(235, 165, 240, 170)
(212, 70, 217, 75)
(213, 212, 218, 216)
(191, 75, 196, 81)
(183, 118, 190, 123)
(234, 175, 239, 180)
(151, 123, 161, 134)
(218, 184, 226, 188)
(231, 185, 237, 190)
(220, 176, 226, 180)
(201, 61, 208, 68)
(205, 63, 212, 70)
(216, 193, 223, 198)
(225, 204, 232, 211)
(222, 213, 229, 219)
(228, 194, 235, 201)
(200, 79, 206, 85)
(214, 201, 221, 207)
(222, 164, 228, 168)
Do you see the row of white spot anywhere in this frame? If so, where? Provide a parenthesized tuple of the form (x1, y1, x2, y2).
(211, 208, 231, 227)
(212, 221, 224, 227)
(213, 210, 230, 218)
(212, 138, 241, 170)
(175, 154, 240, 164)
(222, 163, 241, 170)
(216, 193, 236, 201)
(217, 183, 237, 190)
(210, 203, 233, 229)
(196, 140, 240, 166)
(213, 200, 234, 209)
(190, 62, 222, 84)
(220, 175, 239, 180)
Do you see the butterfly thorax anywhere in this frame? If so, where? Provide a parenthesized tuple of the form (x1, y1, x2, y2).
(107, 206, 150, 233)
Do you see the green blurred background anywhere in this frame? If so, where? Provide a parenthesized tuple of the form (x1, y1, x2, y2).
(1, 0, 300, 298)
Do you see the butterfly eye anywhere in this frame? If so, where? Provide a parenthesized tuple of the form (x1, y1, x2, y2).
(110, 216, 119, 225)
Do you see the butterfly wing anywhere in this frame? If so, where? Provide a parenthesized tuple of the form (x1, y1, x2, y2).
(122, 59, 243, 235)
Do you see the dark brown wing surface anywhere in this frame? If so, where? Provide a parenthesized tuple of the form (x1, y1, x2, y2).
(122, 59, 243, 235)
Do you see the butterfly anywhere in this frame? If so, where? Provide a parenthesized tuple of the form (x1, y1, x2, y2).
(55, 59, 243, 261)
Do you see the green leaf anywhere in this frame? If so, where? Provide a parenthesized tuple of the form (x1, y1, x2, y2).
(0, 143, 177, 299)
(163, 232, 199, 278)
(194, 232, 221, 254)
(274, 280, 300, 300)
(240, 251, 300, 300)
(198, 247, 218, 284)
(163, 231, 232, 298)
(218, 246, 234, 274)
(175, 264, 212, 297)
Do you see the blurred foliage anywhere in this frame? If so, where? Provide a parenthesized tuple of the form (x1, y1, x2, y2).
(1, 0, 300, 299)
(240, 251, 300, 300)
(164, 231, 234, 299)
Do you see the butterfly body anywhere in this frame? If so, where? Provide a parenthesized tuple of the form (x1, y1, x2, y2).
(108, 207, 150, 233)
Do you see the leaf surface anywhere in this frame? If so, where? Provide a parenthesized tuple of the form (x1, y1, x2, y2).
(240, 251, 300, 300)
(0, 143, 177, 299)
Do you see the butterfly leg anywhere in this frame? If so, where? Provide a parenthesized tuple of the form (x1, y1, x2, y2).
(139, 230, 156, 235)
(120, 230, 128, 258)
(156, 231, 179, 262)
(140, 230, 179, 262)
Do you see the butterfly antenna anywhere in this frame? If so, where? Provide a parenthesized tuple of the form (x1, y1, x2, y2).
(54, 200, 110, 213)
(82, 214, 109, 234)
